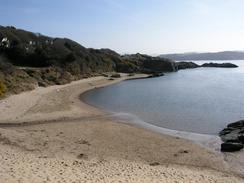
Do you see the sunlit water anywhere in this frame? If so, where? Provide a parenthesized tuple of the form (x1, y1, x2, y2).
(82, 60, 244, 135)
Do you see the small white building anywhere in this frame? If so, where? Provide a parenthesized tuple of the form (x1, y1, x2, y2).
(2, 37, 8, 42)
(29, 41, 36, 46)
(0, 37, 10, 48)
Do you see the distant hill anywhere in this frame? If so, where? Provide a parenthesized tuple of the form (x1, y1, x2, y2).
(0, 26, 176, 95)
(160, 51, 244, 60)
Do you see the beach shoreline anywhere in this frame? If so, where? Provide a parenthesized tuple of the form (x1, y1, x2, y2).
(0, 73, 243, 182)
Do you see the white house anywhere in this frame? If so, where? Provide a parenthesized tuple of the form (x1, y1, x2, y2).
(2, 37, 8, 42)
(0, 37, 10, 48)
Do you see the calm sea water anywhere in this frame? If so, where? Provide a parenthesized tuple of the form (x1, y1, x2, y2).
(82, 60, 244, 135)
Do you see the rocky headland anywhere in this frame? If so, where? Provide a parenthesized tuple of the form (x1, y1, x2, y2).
(201, 62, 238, 68)
(0, 26, 177, 97)
(176, 62, 238, 70)
(176, 61, 200, 70)
(1, 26, 239, 98)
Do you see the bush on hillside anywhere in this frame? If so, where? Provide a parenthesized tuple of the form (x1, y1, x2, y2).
(0, 80, 6, 97)
(111, 73, 121, 78)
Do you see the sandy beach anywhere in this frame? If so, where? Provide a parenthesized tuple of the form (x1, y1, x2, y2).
(0, 74, 243, 183)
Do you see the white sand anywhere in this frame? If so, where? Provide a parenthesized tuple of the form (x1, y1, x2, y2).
(0, 145, 242, 183)
(0, 74, 243, 182)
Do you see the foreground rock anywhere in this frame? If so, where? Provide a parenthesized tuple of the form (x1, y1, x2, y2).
(148, 72, 165, 78)
(221, 142, 244, 152)
(201, 62, 238, 68)
(219, 120, 244, 152)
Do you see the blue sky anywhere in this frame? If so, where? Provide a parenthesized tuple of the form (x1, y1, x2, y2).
(1, 0, 244, 54)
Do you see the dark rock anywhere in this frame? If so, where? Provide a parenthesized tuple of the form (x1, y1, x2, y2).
(225, 139, 242, 143)
(219, 127, 235, 136)
(220, 129, 240, 142)
(201, 62, 238, 68)
(227, 120, 244, 128)
(176, 62, 199, 70)
(77, 153, 88, 159)
(219, 120, 244, 152)
(149, 162, 160, 166)
(221, 142, 243, 152)
(111, 73, 121, 78)
(149, 72, 164, 78)
(240, 128, 244, 133)
(238, 133, 244, 143)
(178, 150, 189, 154)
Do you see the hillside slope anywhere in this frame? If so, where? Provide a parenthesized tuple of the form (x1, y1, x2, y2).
(0, 26, 176, 96)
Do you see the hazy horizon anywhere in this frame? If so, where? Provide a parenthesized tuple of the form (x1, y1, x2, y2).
(1, 0, 244, 55)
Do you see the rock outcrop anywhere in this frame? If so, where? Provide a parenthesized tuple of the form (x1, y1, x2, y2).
(121, 53, 177, 73)
(219, 120, 244, 152)
(201, 63, 238, 68)
(175, 61, 238, 70)
(221, 142, 243, 152)
(176, 62, 200, 70)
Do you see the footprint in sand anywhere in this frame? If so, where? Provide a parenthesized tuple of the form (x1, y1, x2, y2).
(77, 153, 88, 160)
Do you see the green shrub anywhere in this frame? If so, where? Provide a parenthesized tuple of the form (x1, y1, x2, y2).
(128, 73, 135, 76)
(0, 80, 6, 97)
(111, 73, 121, 78)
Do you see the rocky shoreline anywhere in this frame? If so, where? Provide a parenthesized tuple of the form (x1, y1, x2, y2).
(219, 120, 244, 152)
(0, 26, 239, 99)
(201, 62, 238, 68)
(176, 61, 238, 70)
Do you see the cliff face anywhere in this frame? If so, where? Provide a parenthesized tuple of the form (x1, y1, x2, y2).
(0, 26, 176, 95)
(121, 54, 177, 73)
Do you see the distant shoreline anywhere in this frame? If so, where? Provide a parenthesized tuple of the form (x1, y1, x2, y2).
(160, 51, 244, 61)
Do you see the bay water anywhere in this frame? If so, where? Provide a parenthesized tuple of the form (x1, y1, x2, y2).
(82, 60, 244, 135)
